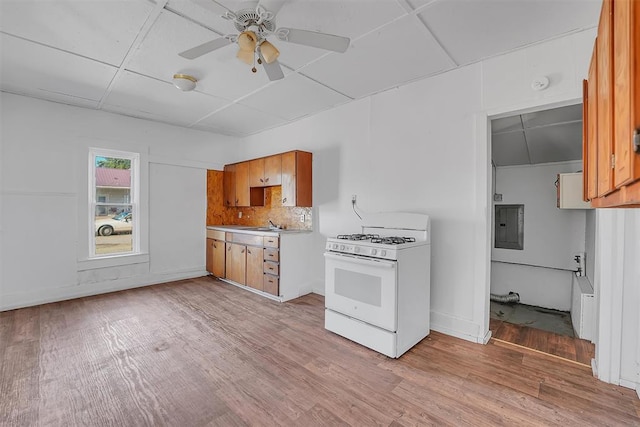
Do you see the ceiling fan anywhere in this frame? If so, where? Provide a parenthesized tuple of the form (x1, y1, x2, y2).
(178, 0, 351, 81)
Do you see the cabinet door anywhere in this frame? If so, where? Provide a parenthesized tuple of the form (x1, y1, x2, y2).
(245, 246, 264, 291)
(586, 49, 599, 201)
(225, 243, 246, 284)
(248, 158, 265, 187)
(281, 151, 296, 206)
(596, 0, 614, 197)
(613, 0, 639, 187)
(212, 239, 225, 278)
(206, 238, 214, 274)
(235, 162, 250, 207)
(264, 154, 282, 186)
(223, 164, 236, 207)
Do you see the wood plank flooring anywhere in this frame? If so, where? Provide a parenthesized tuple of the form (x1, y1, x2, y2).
(490, 317, 596, 366)
(1, 277, 637, 426)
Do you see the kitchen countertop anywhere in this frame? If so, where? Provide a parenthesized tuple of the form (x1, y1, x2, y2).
(207, 225, 312, 236)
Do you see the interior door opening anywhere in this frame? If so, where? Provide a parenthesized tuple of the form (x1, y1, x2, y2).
(488, 103, 596, 366)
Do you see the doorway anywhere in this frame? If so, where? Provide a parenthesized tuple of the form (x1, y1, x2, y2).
(488, 103, 595, 365)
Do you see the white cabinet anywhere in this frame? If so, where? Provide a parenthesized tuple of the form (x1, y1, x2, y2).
(571, 274, 595, 341)
(557, 173, 592, 209)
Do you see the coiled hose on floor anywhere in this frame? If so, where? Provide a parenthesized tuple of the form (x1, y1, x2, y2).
(490, 292, 520, 303)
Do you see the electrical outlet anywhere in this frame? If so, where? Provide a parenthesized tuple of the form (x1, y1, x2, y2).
(352, 194, 357, 204)
(238, 211, 242, 218)
(493, 193, 503, 202)
(300, 214, 305, 223)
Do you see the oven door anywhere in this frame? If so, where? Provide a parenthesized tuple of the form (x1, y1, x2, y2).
(324, 252, 397, 331)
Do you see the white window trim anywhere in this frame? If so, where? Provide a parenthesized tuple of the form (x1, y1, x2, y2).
(88, 148, 140, 259)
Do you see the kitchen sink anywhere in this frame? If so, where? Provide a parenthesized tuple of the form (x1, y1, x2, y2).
(249, 227, 280, 231)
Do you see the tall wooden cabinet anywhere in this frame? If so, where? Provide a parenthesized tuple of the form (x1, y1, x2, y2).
(583, 0, 640, 207)
(281, 150, 312, 207)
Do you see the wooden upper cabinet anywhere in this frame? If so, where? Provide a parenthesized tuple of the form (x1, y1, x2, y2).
(264, 154, 282, 186)
(584, 0, 640, 207)
(223, 164, 236, 207)
(586, 50, 599, 201)
(613, 0, 638, 187)
(248, 158, 265, 187)
(235, 162, 250, 207)
(281, 150, 312, 207)
(248, 155, 282, 187)
(596, 0, 614, 197)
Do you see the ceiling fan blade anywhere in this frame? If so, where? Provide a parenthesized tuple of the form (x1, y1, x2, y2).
(178, 37, 233, 60)
(190, 0, 234, 14)
(275, 28, 350, 53)
(259, 50, 284, 81)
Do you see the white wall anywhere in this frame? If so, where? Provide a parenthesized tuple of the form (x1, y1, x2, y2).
(490, 161, 587, 310)
(595, 210, 640, 393)
(238, 29, 596, 343)
(0, 93, 239, 310)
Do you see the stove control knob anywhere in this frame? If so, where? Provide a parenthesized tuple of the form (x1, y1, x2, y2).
(340, 245, 345, 251)
(332, 244, 338, 249)
(371, 249, 377, 256)
(381, 250, 387, 257)
(354, 247, 360, 253)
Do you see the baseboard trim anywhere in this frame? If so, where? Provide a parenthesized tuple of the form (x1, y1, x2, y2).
(430, 310, 486, 344)
(1, 269, 207, 311)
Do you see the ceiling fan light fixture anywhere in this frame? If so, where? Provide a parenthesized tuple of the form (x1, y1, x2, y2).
(236, 48, 255, 65)
(172, 73, 197, 91)
(259, 41, 279, 64)
(237, 31, 257, 52)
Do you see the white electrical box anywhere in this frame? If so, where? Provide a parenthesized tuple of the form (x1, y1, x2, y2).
(557, 173, 592, 209)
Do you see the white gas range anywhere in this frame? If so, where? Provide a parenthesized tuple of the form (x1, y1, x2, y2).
(324, 212, 431, 358)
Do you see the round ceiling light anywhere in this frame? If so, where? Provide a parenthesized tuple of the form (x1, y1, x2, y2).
(172, 74, 197, 91)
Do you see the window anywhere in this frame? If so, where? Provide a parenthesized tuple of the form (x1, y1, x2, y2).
(89, 148, 139, 257)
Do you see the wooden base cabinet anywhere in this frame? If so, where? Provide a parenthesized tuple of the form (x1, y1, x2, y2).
(207, 227, 314, 302)
(225, 243, 246, 285)
(583, 0, 640, 207)
(206, 230, 226, 278)
(246, 246, 264, 291)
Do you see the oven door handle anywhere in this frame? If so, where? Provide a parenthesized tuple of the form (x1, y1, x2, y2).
(324, 252, 396, 268)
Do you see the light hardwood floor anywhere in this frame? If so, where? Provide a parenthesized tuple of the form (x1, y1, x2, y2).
(2, 277, 639, 426)
(490, 318, 596, 366)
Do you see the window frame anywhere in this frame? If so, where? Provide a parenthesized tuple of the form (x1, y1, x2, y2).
(88, 148, 140, 259)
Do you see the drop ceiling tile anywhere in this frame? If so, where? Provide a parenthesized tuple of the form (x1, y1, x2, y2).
(300, 14, 454, 99)
(0, 34, 117, 107)
(102, 70, 231, 126)
(418, 0, 601, 65)
(195, 103, 288, 136)
(525, 121, 583, 164)
(492, 131, 530, 167)
(0, 0, 153, 66)
(126, 10, 286, 101)
(238, 73, 350, 121)
(492, 115, 523, 134)
(522, 104, 583, 129)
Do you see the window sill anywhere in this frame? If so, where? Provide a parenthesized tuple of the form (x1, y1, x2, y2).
(77, 253, 149, 271)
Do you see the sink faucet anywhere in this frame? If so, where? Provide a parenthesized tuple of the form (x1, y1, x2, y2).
(268, 220, 279, 229)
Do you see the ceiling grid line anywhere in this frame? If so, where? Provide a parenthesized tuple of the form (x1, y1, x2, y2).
(97, 0, 170, 109)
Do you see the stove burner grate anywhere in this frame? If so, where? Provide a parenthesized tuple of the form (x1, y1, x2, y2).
(370, 236, 416, 245)
(336, 233, 380, 241)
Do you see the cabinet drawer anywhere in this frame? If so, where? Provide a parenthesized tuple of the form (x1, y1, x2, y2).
(264, 248, 279, 262)
(231, 233, 264, 246)
(207, 229, 225, 240)
(263, 236, 279, 248)
(263, 275, 279, 296)
(263, 261, 279, 276)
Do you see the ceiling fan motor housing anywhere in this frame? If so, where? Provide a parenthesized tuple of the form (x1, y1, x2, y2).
(233, 7, 276, 40)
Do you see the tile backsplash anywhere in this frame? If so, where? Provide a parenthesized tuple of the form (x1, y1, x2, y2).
(206, 170, 312, 230)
